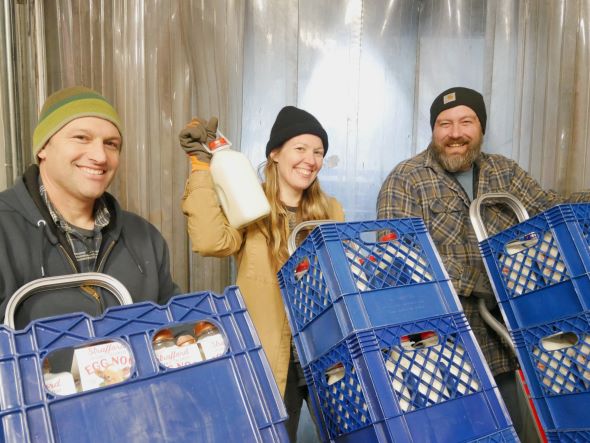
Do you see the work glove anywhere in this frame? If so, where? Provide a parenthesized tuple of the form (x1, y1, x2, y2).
(472, 271, 497, 310)
(179, 117, 219, 169)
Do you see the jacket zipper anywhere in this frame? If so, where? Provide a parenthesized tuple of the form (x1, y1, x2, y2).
(58, 244, 78, 273)
(93, 240, 117, 312)
(58, 244, 103, 309)
(96, 240, 115, 272)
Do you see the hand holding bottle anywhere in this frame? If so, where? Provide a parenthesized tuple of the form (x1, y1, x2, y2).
(179, 117, 220, 167)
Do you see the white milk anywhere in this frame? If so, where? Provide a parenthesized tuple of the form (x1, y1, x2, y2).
(209, 135, 270, 229)
(44, 371, 77, 396)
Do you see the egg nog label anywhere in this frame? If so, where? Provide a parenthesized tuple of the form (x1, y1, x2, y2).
(199, 334, 225, 359)
(71, 341, 133, 391)
(155, 343, 202, 368)
(44, 372, 77, 396)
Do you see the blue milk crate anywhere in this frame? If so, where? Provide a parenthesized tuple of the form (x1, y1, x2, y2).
(302, 313, 517, 443)
(509, 311, 590, 437)
(0, 286, 288, 443)
(278, 219, 463, 366)
(479, 203, 590, 330)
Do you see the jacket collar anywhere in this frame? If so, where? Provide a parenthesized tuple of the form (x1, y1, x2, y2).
(19, 164, 123, 242)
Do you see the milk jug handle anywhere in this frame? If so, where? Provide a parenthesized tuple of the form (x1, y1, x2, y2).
(469, 192, 529, 242)
(288, 220, 339, 255)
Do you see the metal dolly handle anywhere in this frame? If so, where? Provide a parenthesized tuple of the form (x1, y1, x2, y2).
(469, 191, 531, 355)
(288, 219, 338, 255)
(469, 192, 529, 242)
(470, 193, 547, 440)
(4, 272, 134, 329)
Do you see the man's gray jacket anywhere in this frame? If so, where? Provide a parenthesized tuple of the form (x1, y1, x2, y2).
(0, 165, 180, 329)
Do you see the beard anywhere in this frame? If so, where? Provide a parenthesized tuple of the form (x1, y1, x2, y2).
(429, 135, 482, 173)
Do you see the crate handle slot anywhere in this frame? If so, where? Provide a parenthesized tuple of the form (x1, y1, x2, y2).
(505, 232, 539, 255)
(355, 230, 400, 244)
(469, 192, 530, 242)
(400, 331, 439, 350)
(4, 272, 134, 329)
(540, 331, 579, 352)
(325, 362, 345, 386)
(44, 338, 134, 396)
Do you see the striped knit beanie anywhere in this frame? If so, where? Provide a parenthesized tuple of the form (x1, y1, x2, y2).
(33, 86, 122, 161)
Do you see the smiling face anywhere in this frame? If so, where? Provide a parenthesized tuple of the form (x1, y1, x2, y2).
(269, 134, 325, 206)
(37, 117, 122, 208)
(431, 105, 483, 172)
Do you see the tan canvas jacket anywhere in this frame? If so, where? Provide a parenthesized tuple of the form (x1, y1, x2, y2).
(182, 170, 344, 394)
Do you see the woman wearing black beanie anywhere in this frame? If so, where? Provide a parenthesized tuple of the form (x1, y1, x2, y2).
(181, 106, 344, 442)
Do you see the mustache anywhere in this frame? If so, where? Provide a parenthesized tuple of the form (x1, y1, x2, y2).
(443, 137, 470, 145)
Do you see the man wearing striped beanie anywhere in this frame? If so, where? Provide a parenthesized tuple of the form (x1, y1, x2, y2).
(0, 86, 179, 329)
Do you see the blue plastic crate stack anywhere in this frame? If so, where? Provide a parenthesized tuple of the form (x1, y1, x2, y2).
(278, 219, 517, 443)
(479, 203, 590, 441)
(0, 287, 289, 443)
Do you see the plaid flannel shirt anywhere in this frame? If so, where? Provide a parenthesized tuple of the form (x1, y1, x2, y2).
(377, 148, 589, 376)
(39, 182, 110, 273)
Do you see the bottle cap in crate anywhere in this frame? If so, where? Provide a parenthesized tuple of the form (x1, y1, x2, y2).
(295, 258, 310, 274)
(153, 328, 174, 344)
(379, 232, 398, 242)
(194, 322, 216, 338)
(176, 334, 196, 347)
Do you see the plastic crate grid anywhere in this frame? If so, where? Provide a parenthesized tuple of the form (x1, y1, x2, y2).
(304, 313, 514, 443)
(377, 318, 482, 412)
(279, 219, 464, 366)
(0, 287, 288, 443)
(287, 243, 332, 330)
(468, 430, 519, 443)
(546, 430, 590, 442)
(486, 215, 569, 297)
(574, 203, 590, 247)
(480, 203, 590, 329)
(524, 322, 589, 396)
(282, 219, 441, 333)
(510, 311, 590, 434)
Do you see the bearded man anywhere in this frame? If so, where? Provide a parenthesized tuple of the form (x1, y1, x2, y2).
(376, 86, 589, 441)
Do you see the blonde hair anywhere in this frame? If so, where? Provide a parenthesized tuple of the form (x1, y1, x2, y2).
(258, 156, 331, 270)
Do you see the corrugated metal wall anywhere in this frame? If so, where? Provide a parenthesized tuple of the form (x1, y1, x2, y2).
(2, 0, 590, 294)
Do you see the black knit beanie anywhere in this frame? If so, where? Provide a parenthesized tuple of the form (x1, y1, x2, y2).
(265, 106, 329, 157)
(430, 87, 487, 134)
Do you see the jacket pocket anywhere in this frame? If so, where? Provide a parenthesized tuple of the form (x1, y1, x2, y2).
(428, 197, 466, 245)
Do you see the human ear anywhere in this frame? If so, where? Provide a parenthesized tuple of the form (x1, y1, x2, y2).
(37, 147, 47, 161)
